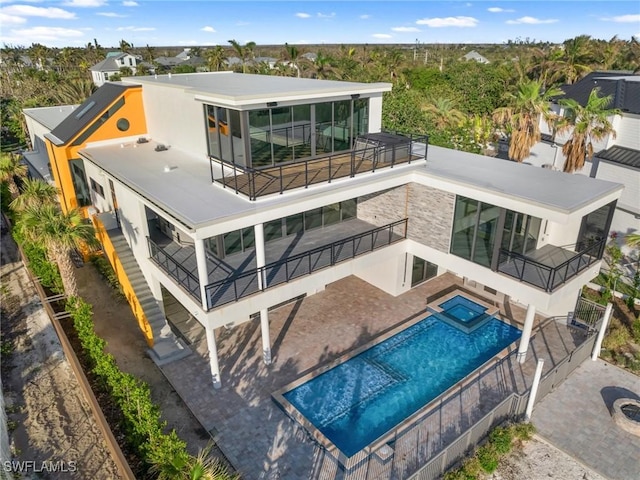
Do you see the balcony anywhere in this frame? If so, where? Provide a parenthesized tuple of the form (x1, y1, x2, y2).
(211, 132, 428, 200)
(148, 218, 408, 310)
(497, 240, 604, 292)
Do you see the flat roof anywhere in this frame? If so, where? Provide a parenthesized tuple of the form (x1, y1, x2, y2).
(425, 146, 622, 212)
(122, 72, 391, 105)
(23, 105, 78, 130)
(79, 140, 622, 231)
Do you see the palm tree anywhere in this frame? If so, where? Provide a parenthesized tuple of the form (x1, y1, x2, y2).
(308, 52, 338, 80)
(492, 79, 564, 162)
(205, 46, 227, 72)
(558, 87, 620, 173)
(280, 43, 305, 78)
(624, 233, 640, 249)
(0, 152, 28, 199)
(422, 97, 466, 130)
(54, 78, 97, 104)
(227, 39, 256, 74)
(119, 39, 132, 53)
(551, 35, 593, 85)
(18, 205, 98, 297)
(10, 178, 58, 212)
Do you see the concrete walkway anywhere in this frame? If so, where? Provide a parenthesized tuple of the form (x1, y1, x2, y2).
(532, 359, 640, 480)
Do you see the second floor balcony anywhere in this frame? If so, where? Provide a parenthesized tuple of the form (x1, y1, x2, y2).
(210, 132, 428, 200)
(148, 218, 408, 311)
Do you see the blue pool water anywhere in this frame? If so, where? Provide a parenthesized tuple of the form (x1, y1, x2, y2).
(283, 313, 520, 457)
(439, 295, 488, 323)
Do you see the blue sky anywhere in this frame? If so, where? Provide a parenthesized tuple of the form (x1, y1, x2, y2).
(1, 0, 638, 48)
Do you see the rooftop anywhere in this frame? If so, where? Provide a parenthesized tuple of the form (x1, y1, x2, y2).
(23, 105, 79, 130)
(80, 138, 622, 232)
(556, 71, 640, 114)
(596, 145, 640, 170)
(121, 72, 391, 106)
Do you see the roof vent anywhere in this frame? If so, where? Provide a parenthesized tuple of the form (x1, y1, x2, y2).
(163, 165, 177, 173)
(137, 137, 149, 144)
(155, 144, 169, 152)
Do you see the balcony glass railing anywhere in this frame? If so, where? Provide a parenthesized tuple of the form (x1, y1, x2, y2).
(203, 219, 408, 310)
(497, 239, 604, 292)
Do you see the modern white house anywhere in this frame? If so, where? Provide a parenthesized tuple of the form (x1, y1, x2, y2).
(23, 72, 623, 389)
(524, 71, 640, 256)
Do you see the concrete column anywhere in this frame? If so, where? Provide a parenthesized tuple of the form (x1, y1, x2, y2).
(254, 223, 266, 290)
(517, 304, 536, 364)
(205, 324, 221, 389)
(591, 303, 613, 361)
(260, 308, 272, 365)
(525, 359, 545, 422)
(194, 239, 210, 310)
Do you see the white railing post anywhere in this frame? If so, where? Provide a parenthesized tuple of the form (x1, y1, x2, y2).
(591, 302, 613, 361)
(525, 359, 545, 422)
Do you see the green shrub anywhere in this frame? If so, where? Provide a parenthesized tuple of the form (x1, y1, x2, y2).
(12, 229, 63, 293)
(476, 444, 499, 473)
(631, 318, 640, 344)
(511, 422, 535, 441)
(489, 426, 513, 454)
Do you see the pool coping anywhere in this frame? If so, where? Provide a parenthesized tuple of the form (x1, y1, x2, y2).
(271, 289, 521, 469)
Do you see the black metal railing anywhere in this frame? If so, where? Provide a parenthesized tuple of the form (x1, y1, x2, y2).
(497, 239, 605, 292)
(148, 237, 201, 302)
(203, 219, 408, 310)
(212, 131, 428, 200)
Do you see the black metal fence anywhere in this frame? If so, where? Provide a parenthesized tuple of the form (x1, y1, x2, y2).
(497, 239, 604, 292)
(204, 219, 408, 310)
(147, 237, 201, 302)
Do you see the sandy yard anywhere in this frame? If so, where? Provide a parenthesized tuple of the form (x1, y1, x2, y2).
(0, 231, 120, 479)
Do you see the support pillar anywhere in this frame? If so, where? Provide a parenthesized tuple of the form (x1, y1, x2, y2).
(591, 303, 613, 361)
(205, 324, 221, 389)
(194, 239, 210, 310)
(254, 223, 266, 290)
(517, 304, 536, 364)
(260, 309, 272, 364)
(525, 359, 545, 422)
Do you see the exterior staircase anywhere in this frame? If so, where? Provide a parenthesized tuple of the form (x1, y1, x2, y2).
(108, 228, 191, 366)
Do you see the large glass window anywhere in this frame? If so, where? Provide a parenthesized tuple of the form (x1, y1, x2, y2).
(248, 109, 272, 167)
(411, 256, 438, 287)
(353, 98, 369, 138)
(305, 207, 323, 230)
(206, 105, 221, 159)
(451, 196, 478, 261)
(315, 102, 334, 155)
(229, 109, 244, 165)
(69, 159, 91, 207)
(286, 213, 304, 236)
(473, 203, 500, 267)
(501, 211, 542, 255)
(292, 104, 312, 160)
(577, 201, 615, 254)
(323, 203, 341, 226)
(264, 219, 283, 242)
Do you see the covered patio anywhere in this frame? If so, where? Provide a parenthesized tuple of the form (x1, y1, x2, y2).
(158, 272, 591, 479)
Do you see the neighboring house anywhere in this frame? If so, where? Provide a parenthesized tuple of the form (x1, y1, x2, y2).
(526, 71, 640, 254)
(462, 50, 490, 64)
(90, 51, 140, 86)
(22, 72, 622, 388)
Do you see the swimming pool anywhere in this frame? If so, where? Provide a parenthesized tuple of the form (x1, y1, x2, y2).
(279, 301, 520, 458)
(439, 295, 488, 323)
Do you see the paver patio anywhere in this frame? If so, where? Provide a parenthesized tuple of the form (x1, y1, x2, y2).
(159, 273, 592, 479)
(532, 359, 640, 480)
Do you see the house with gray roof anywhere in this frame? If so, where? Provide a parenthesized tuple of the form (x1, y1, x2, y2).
(462, 50, 490, 64)
(90, 52, 140, 86)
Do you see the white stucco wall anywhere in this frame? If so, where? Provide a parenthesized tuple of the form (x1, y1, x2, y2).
(614, 114, 640, 150)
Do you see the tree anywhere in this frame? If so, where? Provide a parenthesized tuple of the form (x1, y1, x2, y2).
(227, 39, 255, 73)
(54, 78, 97, 104)
(492, 79, 563, 162)
(10, 178, 58, 212)
(205, 46, 226, 72)
(281, 43, 303, 78)
(625, 233, 640, 249)
(0, 152, 28, 199)
(558, 87, 620, 173)
(119, 39, 132, 53)
(308, 52, 338, 80)
(551, 35, 593, 84)
(421, 96, 466, 130)
(18, 205, 98, 297)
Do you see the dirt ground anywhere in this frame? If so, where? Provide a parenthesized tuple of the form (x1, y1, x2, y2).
(0, 233, 120, 479)
(489, 435, 606, 480)
(73, 264, 212, 456)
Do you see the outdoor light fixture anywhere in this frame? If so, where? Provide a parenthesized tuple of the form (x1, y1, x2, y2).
(351, 94, 360, 99)
(267, 101, 278, 107)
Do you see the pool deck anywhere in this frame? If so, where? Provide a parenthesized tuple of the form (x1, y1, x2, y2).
(160, 273, 590, 479)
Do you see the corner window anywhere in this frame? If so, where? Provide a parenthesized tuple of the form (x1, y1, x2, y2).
(90, 177, 105, 197)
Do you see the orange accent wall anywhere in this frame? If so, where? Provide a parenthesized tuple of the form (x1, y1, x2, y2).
(93, 216, 155, 347)
(48, 86, 147, 214)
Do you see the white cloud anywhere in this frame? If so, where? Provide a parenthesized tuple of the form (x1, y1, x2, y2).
(601, 14, 640, 23)
(295, 12, 310, 19)
(392, 26, 420, 33)
(360, 14, 371, 20)
(372, 33, 392, 39)
(117, 26, 155, 31)
(97, 12, 127, 18)
(122, 1, 138, 6)
(416, 16, 478, 28)
(506, 16, 558, 25)
(61, 0, 106, 6)
(1, 5, 76, 19)
(317, 12, 335, 19)
(488, 7, 515, 13)
(201, 26, 215, 33)
(0, 12, 25, 24)
(7, 26, 84, 41)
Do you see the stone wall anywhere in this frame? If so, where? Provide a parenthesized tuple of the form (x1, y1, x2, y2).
(407, 183, 455, 253)
(357, 186, 407, 227)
